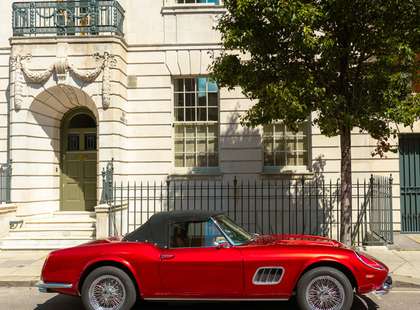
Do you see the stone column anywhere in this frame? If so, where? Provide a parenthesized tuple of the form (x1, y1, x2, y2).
(95, 204, 111, 239)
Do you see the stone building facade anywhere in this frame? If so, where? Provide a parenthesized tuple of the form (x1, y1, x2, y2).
(0, 0, 418, 242)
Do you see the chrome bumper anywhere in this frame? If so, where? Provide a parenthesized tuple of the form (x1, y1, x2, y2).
(375, 275, 393, 295)
(36, 281, 73, 293)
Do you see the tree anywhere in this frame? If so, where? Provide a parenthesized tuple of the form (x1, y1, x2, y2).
(211, 0, 420, 245)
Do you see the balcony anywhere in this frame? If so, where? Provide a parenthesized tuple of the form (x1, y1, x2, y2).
(12, 1, 124, 37)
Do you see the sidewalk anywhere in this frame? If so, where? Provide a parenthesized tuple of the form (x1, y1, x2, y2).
(0, 248, 419, 288)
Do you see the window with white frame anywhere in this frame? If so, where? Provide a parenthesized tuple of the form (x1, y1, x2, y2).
(176, 0, 221, 4)
(263, 123, 310, 168)
(174, 77, 219, 168)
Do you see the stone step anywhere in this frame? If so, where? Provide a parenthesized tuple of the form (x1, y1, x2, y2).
(0, 237, 93, 250)
(21, 217, 96, 230)
(52, 211, 96, 219)
(7, 227, 95, 239)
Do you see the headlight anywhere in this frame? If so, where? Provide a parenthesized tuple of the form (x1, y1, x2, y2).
(355, 251, 385, 271)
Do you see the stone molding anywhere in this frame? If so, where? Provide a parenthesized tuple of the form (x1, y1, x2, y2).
(10, 52, 117, 110)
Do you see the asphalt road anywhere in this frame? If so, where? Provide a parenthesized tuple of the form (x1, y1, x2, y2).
(0, 287, 419, 310)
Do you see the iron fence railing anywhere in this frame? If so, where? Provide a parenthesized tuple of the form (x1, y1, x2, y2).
(0, 163, 11, 204)
(12, 1, 125, 37)
(103, 170, 394, 246)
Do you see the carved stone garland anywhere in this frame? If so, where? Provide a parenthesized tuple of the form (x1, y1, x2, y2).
(11, 52, 116, 110)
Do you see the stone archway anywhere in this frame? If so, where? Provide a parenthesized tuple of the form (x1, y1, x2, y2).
(10, 85, 99, 214)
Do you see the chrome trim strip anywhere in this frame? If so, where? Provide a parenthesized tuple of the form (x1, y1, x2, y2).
(144, 297, 289, 301)
(36, 281, 73, 293)
(374, 275, 393, 296)
(252, 266, 285, 286)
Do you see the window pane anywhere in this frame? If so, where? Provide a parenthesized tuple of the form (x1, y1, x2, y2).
(175, 125, 184, 137)
(197, 153, 207, 167)
(175, 79, 184, 92)
(69, 114, 96, 129)
(208, 79, 218, 92)
(208, 108, 218, 121)
(198, 92, 207, 107)
(208, 93, 218, 107)
(84, 134, 96, 151)
(185, 78, 195, 92)
(175, 155, 184, 167)
(175, 93, 184, 107)
(198, 77, 207, 92)
(185, 93, 196, 107)
(185, 126, 195, 137)
(208, 153, 218, 167)
(186, 154, 196, 167)
(287, 153, 296, 166)
(175, 108, 184, 121)
(208, 139, 217, 153)
(67, 134, 80, 151)
(185, 108, 196, 121)
(197, 139, 206, 153)
(275, 152, 286, 166)
(186, 139, 195, 153)
(175, 139, 184, 153)
(208, 125, 217, 138)
(198, 108, 207, 121)
(197, 125, 206, 138)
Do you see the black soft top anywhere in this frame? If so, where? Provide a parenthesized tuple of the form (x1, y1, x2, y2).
(123, 211, 223, 247)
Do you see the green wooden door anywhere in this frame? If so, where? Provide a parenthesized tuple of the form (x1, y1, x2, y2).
(61, 112, 97, 212)
(399, 135, 420, 233)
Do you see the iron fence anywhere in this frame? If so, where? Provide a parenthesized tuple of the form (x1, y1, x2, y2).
(12, 1, 125, 37)
(105, 172, 394, 246)
(0, 163, 11, 204)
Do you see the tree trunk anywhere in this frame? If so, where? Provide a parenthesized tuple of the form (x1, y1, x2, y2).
(340, 127, 352, 246)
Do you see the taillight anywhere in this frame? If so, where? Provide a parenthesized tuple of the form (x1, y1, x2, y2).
(355, 252, 385, 270)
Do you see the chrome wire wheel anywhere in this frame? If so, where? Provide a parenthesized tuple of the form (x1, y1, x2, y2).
(88, 275, 126, 310)
(305, 275, 345, 310)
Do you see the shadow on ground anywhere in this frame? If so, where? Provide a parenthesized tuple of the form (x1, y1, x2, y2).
(35, 294, 378, 310)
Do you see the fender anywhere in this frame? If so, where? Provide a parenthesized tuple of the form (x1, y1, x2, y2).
(297, 255, 359, 288)
(76, 256, 144, 297)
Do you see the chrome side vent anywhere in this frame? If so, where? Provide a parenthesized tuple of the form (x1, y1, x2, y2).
(253, 267, 284, 285)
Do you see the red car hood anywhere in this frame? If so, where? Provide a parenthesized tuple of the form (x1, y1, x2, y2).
(251, 234, 346, 248)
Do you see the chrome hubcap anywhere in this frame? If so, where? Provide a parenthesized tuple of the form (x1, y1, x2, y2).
(305, 276, 345, 310)
(88, 275, 126, 310)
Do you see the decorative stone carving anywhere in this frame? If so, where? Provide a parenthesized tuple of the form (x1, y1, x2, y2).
(11, 52, 117, 110)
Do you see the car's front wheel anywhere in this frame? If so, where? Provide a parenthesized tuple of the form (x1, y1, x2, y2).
(81, 266, 137, 310)
(296, 267, 354, 310)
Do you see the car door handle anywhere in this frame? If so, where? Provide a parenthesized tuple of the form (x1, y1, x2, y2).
(160, 254, 175, 260)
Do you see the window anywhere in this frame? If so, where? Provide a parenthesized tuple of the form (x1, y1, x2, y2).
(263, 123, 309, 167)
(170, 220, 227, 248)
(174, 77, 219, 168)
(176, 0, 221, 4)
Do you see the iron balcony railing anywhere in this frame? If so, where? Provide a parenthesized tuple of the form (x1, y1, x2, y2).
(12, 1, 125, 37)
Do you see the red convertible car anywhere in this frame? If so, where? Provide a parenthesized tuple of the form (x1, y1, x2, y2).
(37, 211, 392, 310)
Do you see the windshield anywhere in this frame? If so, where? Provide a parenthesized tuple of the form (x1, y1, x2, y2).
(213, 215, 254, 246)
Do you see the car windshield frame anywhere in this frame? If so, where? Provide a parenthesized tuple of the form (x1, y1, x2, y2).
(212, 214, 254, 246)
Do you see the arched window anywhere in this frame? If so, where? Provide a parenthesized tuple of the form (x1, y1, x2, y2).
(69, 113, 96, 129)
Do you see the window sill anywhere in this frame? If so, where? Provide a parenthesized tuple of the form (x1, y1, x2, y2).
(261, 166, 313, 176)
(161, 5, 227, 15)
(169, 167, 222, 179)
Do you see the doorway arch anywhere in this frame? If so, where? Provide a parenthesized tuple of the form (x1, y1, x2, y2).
(61, 108, 98, 211)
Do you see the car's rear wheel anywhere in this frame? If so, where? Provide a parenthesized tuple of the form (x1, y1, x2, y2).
(81, 266, 137, 310)
(296, 267, 353, 310)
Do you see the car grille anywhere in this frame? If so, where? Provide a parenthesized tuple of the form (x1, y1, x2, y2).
(253, 267, 284, 285)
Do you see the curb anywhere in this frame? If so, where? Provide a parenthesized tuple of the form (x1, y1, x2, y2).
(0, 279, 419, 290)
(0, 279, 39, 287)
